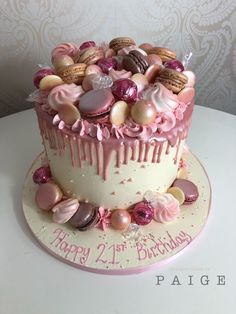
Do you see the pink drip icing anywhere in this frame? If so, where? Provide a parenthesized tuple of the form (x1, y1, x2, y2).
(95, 141, 102, 175)
(131, 140, 138, 161)
(157, 143, 164, 163)
(124, 142, 129, 164)
(82, 141, 88, 161)
(138, 141, 145, 162)
(62, 134, 68, 157)
(89, 141, 94, 166)
(76, 137, 83, 169)
(69, 137, 76, 168)
(35, 101, 194, 181)
(116, 144, 122, 167)
(174, 137, 181, 164)
(144, 142, 151, 162)
(61, 133, 66, 156)
(102, 142, 113, 181)
(152, 143, 158, 163)
(43, 120, 48, 140)
(47, 127, 53, 149)
(57, 130, 63, 156)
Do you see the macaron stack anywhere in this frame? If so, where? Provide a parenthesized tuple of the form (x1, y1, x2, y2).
(31, 36, 198, 233)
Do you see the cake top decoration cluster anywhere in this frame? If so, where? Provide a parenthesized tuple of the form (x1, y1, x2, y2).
(29, 37, 195, 141)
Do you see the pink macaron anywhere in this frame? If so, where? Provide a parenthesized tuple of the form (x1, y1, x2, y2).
(172, 179, 199, 204)
(79, 89, 115, 124)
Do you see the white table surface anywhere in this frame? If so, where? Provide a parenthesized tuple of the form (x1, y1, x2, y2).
(0, 105, 236, 314)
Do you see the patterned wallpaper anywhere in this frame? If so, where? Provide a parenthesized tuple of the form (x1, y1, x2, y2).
(0, 0, 236, 117)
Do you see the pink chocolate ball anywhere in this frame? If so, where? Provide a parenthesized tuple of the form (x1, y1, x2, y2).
(132, 202, 154, 225)
(79, 41, 96, 50)
(33, 166, 51, 184)
(97, 58, 117, 74)
(33, 67, 55, 88)
(111, 209, 131, 230)
(111, 78, 138, 103)
(164, 59, 184, 72)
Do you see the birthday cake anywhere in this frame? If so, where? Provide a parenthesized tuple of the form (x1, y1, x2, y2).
(29, 37, 199, 232)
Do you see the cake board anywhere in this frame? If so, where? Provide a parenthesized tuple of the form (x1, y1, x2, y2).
(22, 150, 211, 275)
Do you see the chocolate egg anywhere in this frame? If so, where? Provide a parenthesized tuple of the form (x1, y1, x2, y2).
(145, 64, 161, 83)
(167, 186, 185, 205)
(132, 202, 154, 225)
(53, 55, 74, 71)
(109, 101, 129, 125)
(97, 58, 117, 74)
(111, 78, 138, 102)
(85, 64, 102, 76)
(177, 167, 188, 179)
(58, 103, 81, 125)
(111, 209, 131, 230)
(131, 100, 157, 125)
(35, 182, 63, 211)
(148, 54, 163, 66)
(131, 73, 149, 93)
(39, 75, 64, 91)
(82, 74, 98, 91)
(33, 166, 51, 184)
(139, 43, 153, 51)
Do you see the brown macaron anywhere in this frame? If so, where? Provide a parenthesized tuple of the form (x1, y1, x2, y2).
(58, 63, 87, 84)
(69, 202, 100, 231)
(75, 47, 104, 65)
(156, 68, 188, 93)
(123, 50, 149, 74)
(146, 47, 176, 63)
(109, 37, 136, 52)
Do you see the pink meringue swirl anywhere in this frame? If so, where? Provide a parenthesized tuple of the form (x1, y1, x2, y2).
(111, 125, 125, 139)
(142, 83, 179, 113)
(72, 119, 110, 141)
(122, 120, 154, 139)
(156, 111, 176, 132)
(52, 198, 79, 224)
(147, 193, 180, 223)
(174, 101, 188, 120)
(48, 83, 84, 111)
(109, 69, 132, 81)
(51, 42, 78, 61)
